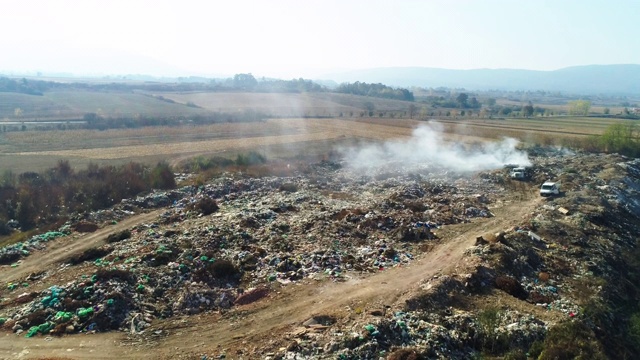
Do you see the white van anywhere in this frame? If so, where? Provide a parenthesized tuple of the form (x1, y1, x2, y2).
(540, 182, 560, 196)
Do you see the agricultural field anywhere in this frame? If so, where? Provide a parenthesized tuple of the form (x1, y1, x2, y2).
(496, 98, 628, 115)
(0, 111, 630, 174)
(1, 89, 640, 359)
(0, 91, 210, 121)
(0, 90, 419, 122)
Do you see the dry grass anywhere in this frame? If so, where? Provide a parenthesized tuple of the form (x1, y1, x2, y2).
(0, 115, 619, 174)
(160, 92, 415, 114)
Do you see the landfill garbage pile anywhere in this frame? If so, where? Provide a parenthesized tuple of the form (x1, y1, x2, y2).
(0, 161, 502, 336)
(1, 150, 640, 359)
(0, 230, 69, 265)
(251, 151, 640, 359)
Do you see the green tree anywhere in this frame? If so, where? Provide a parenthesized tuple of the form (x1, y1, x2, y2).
(603, 107, 610, 115)
(456, 93, 469, 108)
(408, 104, 417, 119)
(469, 96, 480, 108)
(600, 122, 638, 156)
(568, 100, 591, 115)
(233, 73, 257, 90)
(16, 189, 37, 230)
(148, 162, 176, 189)
(364, 101, 375, 117)
(522, 102, 534, 118)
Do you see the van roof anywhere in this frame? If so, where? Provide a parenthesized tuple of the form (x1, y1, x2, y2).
(542, 181, 556, 186)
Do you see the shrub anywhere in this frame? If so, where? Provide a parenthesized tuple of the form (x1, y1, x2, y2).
(106, 229, 131, 243)
(189, 197, 219, 215)
(148, 161, 176, 189)
(495, 275, 528, 300)
(279, 183, 298, 192)
(528, 340, 544, 358)
(503, 349, 527, 360)
(235, 151, 266, 166)
(628, 312, 640, 351)
(68, 247, 112, 265)
(211, 259, 239, 278)
(387, 348, 424, 360)
(538, 321, 606, 360)
(94, 268, 135, 284)
(477, 307, 509, 353)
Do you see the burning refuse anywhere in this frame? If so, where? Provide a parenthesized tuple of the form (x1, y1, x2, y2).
(343, 123, 531, 172)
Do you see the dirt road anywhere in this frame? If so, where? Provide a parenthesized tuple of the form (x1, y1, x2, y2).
(0, 210, 163, 285)
(0, 195, 539, 359)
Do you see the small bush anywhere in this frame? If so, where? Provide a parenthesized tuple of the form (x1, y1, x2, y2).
(539, 321, 606, 360)
(404, 200, 428, 212)
(628, 312, 640, 351)
(528, 340, 544, 359)
(503, 349, 527, 360)
(189, 197, 219, 215)
(211, 259, 239, 278)
(106, 229, 131, 243)
(94, 268, 135, 284)
(68, 247, 112, 265)
(495, 275, 528, 300)
(387, 348, 424, 360)
(279, 183, 298, 192)
(235, 151, 266, 166)
(148, 161, 176, 189)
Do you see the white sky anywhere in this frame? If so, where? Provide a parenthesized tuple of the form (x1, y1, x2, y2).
(1, 0, 639, 78)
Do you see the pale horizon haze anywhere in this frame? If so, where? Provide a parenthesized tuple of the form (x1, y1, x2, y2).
(1, 0, 638, 79)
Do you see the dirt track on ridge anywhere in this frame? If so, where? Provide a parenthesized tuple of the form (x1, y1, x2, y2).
(0, 210, 163, 285)
(0, 193, 540, 359)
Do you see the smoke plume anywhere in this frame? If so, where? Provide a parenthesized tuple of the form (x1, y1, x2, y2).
(343, 122, 531, 172)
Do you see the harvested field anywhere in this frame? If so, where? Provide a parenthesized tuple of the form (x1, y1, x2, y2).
(0, 113, 626, 176)
(1, 118, 493, 173)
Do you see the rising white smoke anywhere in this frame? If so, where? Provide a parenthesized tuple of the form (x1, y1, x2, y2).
(343, 122, 531, 172)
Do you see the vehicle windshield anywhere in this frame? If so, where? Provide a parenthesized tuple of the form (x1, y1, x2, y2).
(542, 185, 555, 190)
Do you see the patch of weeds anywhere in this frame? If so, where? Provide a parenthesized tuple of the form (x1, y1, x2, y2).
(106, 229, 131, 243)
(210, 259, 239, 278)
(387, 348, 424, 360)
(94, 268, 135, 284)
(68, 247, 112, 265)
(477, 307, 510, 354)
(528, 340, 544, 359)
(188, 197, 219, 215)
(279, 183, 298, 192)
(538, 321, 606, 360)
(494, 275, 528, 300)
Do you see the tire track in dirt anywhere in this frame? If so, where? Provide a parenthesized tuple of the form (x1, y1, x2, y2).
(0, 209, 163, 284)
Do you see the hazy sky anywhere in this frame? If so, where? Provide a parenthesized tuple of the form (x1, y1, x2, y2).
(2, 0, 638, 78)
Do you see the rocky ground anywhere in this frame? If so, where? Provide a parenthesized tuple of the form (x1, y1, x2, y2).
(0, 147, 639, 359)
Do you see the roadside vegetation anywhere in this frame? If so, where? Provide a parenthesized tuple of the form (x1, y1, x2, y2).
(0, 160, 175, 242)
(0, 151, 278, 247)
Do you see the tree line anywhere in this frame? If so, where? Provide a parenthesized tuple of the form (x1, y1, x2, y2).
(335, 81, 414, 101)
(0, 75, 326, 95)
(0, 160, 176, 235)
(82, 110, 270, 130)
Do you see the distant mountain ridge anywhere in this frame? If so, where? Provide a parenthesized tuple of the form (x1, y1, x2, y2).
(324, 64, 640, 95)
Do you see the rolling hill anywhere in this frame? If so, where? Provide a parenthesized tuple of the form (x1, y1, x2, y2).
(324, 64, 640, 95)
